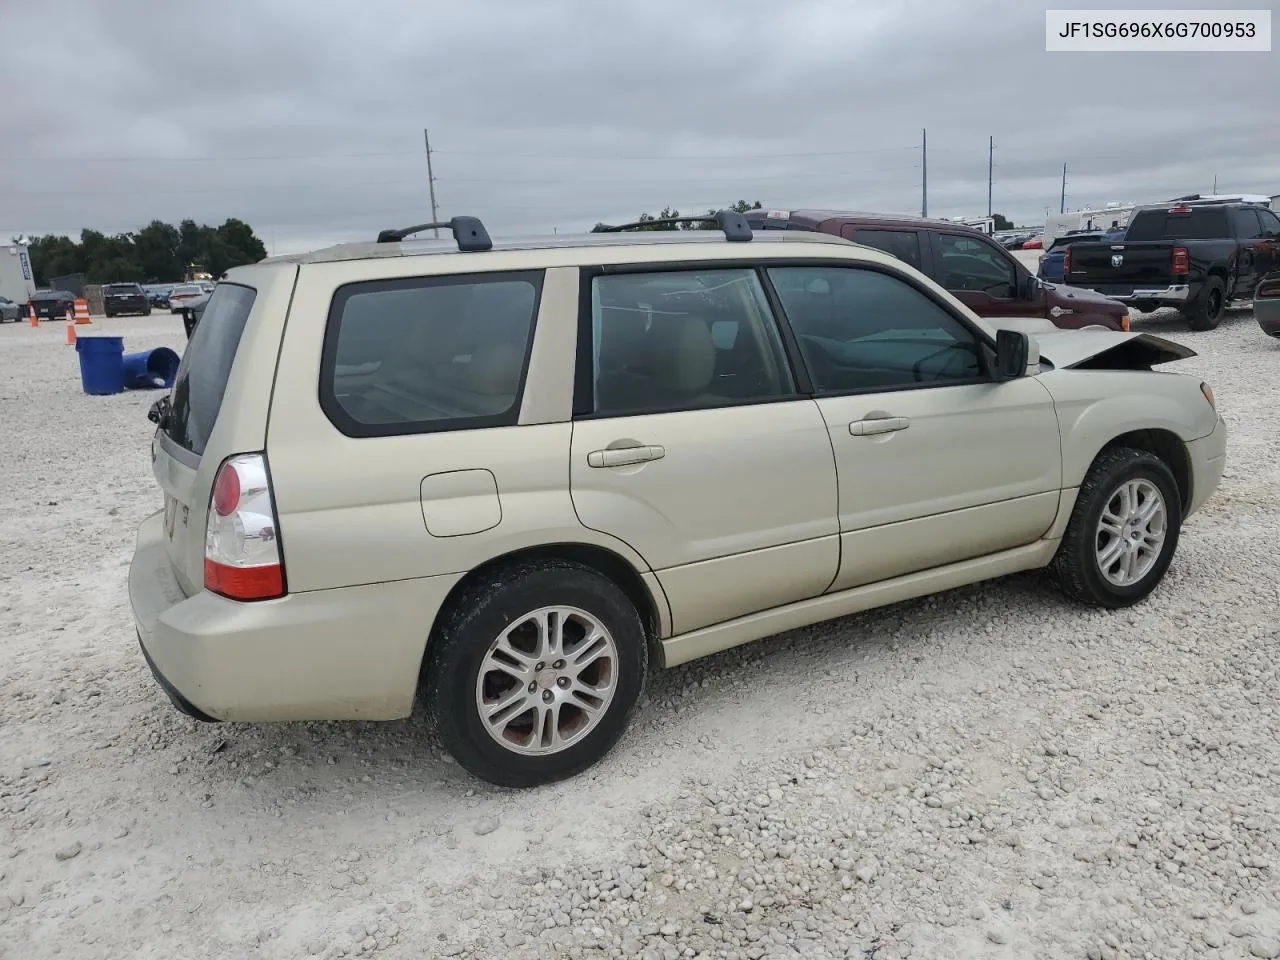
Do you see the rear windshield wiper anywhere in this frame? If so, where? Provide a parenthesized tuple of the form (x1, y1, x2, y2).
(147, 396, 171, 429)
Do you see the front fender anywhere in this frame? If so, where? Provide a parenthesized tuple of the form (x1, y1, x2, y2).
(1039, 370, 1217, 487)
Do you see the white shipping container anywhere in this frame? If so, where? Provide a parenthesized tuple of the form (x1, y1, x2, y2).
(0, 244, 37, 305)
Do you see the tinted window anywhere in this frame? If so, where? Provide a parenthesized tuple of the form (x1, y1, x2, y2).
(853, 229, 923, 270)
(104, 283, 142, 294)
(768, 266, 985, 393)
(935, 233, 1016, 297)
(587, 269, 795, 417)
(164, 283, 256, 456)
(1126, 207, 1230, 241)
(321, 271, 540, 436)
(1259, 210, 1280, 237)
(1232, 208, 1263, 239)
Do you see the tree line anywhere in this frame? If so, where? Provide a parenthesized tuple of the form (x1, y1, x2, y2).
(26, 218, 268, 286)
(616, 200, 764, 230)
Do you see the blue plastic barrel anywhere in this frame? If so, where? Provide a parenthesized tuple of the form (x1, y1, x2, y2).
(122, 347, 181, 390)
(74, 336, 125, 396)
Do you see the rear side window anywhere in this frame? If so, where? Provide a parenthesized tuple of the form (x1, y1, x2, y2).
(1125, 207, 1229, 241)
(853, 229, 924, 270)
(320, 271, 542, 437)
(164, 283, 256, 457)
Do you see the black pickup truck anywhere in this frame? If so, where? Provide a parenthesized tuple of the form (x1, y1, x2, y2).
(1064, 200, 1280, 330)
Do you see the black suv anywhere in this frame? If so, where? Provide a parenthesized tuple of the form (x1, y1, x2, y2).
(103, 283, 152, 318)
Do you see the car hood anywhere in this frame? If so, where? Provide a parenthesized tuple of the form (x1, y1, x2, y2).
(983, 317, 1196, 371)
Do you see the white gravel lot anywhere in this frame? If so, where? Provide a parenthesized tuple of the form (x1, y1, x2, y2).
(1, 307, 1279, 960)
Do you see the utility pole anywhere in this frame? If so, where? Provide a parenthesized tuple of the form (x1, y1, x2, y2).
(1212, 174, 1218, 193)
(1060, 163, 1067, 214)
(921, 128, 928, 218)
(423, 128, 440, 237)
(987, 135, 994, 218)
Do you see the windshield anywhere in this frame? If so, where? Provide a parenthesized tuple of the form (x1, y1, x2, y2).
(1126, 206, 1230, 241)
(163, 283, 256, 456)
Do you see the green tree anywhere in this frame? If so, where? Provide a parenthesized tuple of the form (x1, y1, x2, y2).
(629, 201, 763, 231)
(992, 213, 1014, 231)
(27, 217, 268, 285)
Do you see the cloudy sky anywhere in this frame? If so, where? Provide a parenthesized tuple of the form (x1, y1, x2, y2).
(2, 0, 1274, 253)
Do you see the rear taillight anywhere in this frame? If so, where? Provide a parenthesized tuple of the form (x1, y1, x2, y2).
(204, 453, 285, 601)
(1063, 247, 1072, 274)
(1171, 246, 1190, 274)
(1258, 279, 1280, 299)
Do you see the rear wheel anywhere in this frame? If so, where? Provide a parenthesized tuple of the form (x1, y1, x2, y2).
(426, 560, 648, 788)
(1183, 277, 1225, 331)
(1049, 447, 1181, 608)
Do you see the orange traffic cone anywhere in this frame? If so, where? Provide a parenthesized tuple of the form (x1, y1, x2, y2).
(66, 320, 77, 345)
(29, 302, 37, 327)
(73, 298, 92, 325)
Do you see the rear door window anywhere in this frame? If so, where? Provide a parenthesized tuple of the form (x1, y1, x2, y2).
(164, 283, 256, 456)
(851, 229, 924, 270)
(320, 271, 542, 437)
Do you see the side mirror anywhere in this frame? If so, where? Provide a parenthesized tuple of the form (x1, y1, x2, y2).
(1021, 273, 1041, 299)
(995, 329, 1029, 380)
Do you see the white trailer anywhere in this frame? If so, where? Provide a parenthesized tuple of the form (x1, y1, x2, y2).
(0, 243, 36, 305)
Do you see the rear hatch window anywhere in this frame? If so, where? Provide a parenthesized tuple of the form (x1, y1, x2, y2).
(164, 283, 256, 456)
(1125, 207, 1229, 241)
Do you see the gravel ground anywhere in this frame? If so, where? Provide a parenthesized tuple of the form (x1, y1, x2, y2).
(1, 307, 1278, 960)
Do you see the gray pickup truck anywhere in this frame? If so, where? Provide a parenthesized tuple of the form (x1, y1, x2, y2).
(1064, 200, 1280, 330)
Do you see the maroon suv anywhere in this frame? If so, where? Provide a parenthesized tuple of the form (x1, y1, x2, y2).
(744, 209, 1131, 332)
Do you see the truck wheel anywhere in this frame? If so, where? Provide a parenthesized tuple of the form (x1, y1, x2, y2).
(1049, 447, 1181, 609)
(425, 559, 648, 788)
(1183, 277, 1225, 331)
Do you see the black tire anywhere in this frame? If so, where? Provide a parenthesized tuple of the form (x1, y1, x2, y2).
(143, 306, 152, 316)
(1049, 447, 1182, 608)
(426, 559, 648, 788)
(1183, 277, 1225, 331)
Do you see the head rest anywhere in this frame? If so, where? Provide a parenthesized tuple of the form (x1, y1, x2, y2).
(467, 340, 524, 397)
(647, 316, 716, 395)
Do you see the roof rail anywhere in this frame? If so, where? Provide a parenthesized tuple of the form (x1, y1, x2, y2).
(375, 216, 492, 251)
(590, 208, 753, 242)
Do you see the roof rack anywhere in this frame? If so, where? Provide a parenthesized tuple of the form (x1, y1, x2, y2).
(590, 208, 753, 242)
(375, 216, 492, 251)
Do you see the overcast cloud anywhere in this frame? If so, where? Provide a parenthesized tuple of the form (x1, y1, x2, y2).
(2, 0, 1274, 253)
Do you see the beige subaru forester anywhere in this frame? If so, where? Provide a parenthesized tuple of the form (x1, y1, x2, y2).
(129, 211, 1227, 788)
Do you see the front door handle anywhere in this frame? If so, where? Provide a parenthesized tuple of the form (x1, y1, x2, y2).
(587, 444, 666, 468)
(849, 417, 910, 437)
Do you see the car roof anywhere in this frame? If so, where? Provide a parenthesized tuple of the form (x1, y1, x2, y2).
(257, 228, 859, 266)
(745, 208, 991, 233)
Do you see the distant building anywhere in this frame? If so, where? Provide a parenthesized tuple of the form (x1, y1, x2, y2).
(0, 243, 36, 304)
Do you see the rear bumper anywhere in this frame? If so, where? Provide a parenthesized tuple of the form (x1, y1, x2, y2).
(1185, 415, 1227, 518)
(128, 510, 464, 722)
(1257, 304, 1280, 338)
(1092, 284, 1191, 305)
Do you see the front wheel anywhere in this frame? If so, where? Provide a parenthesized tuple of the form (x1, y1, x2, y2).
(426, 560, 648, 788)
(1049, 447, 1182, 608)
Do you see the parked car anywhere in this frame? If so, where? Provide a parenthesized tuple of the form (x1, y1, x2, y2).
(0, 295, 22, 322)
(129, 211, 1225, 788)
(167, 284, 205, 314)
(1038, 229, 1126, 283)
(1064, 199, 1280, 330)
(102, 282, 152, 318)
(144, 285, 174, 309)
(1021, 238, 1043, 250)
(29, 289, 75, 320)
(1256, 271, 1280, 339)
(177, 290, 211, 338)
(999, 233, 1033, 250)
(744, 209, 1131, 331)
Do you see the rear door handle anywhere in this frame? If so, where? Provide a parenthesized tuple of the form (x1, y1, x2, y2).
(849, 417, 910, 437)
(587, 444, 666, 468)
